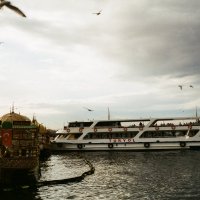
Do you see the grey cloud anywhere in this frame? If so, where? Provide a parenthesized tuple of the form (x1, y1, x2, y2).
(2, 0, 200, 81)
(11, 1, 200, 80)
(91, 1, 200, 79)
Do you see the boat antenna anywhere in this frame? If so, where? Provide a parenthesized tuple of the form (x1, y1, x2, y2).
(195, 106, 198, 121)
(108, 107, 110, 120)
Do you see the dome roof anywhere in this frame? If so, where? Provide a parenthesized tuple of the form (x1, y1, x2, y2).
(38, 124, 46, 134)
(0, 112, 31, 122)
(32, 118, 46, 134)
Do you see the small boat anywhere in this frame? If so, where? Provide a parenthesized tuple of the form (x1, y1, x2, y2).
(0, 111, 40, 187)
(51, 117, 200, 151)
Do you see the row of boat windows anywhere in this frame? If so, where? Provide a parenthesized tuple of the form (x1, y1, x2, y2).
(67, 133, 82, 139)
(61, 132, 138, 140)
(58, 130, 199, 140)
(68, 122, 93, 127)
(68, 121, 148, 128)
(83, 132, 138, 139)
(151, 123, 200, 127)
(11, 149, 38, 157)
(13, 121, 32, 125)
(139, 130, 198, 138)
(12, 132, 36, 140)
(67, 121, 200, 129)
(0, 147, 38, 158)
(12, 139, 38, 147)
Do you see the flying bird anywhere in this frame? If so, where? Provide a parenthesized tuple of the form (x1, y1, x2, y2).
(190, 85, 194, 88)
(178, 85, 183, 90)
(83, 107, 94, 112)
(93, 10, 102, 15)
(0, 0, 26, 17)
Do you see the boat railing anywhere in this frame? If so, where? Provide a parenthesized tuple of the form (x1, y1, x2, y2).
(150, 122, 200, 127)
(94, 124, 145, 129)
(149, 118, 200, 127)
(61, 121, 200, 134)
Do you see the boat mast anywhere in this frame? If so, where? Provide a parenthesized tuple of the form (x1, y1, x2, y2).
(108, 107, 110, 120)
(196, 106, 198, 121)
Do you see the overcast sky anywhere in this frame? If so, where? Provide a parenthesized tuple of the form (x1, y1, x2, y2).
(0, 0, 200, 129)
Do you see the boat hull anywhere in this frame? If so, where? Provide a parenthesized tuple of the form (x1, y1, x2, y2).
(51, 141, 200, 151)
(0, 157, 40, 186)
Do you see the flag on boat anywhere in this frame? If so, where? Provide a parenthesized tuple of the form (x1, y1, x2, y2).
(1, 129, 12, 147)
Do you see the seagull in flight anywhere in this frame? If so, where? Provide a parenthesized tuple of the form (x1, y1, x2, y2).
(178, 85, 183, 90)
(0, 0, 26, 17)
(93, 10, 102, 15)
(83, 107, 94, 111)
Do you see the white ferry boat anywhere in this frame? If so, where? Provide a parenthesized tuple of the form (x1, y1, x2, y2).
(51, 117, 200, 151)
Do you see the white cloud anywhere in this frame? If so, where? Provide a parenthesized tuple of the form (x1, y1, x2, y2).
(0, 0, 200, 129)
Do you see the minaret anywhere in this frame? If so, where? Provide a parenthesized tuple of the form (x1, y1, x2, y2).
(12, 102, 15, 113)
(32, 114, 36, 123)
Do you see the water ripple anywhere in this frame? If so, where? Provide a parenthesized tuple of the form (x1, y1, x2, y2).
(1, 151, 200, 199)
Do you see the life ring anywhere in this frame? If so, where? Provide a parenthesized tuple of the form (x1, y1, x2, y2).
(108, 128, 112, 132)
(67, 128, 70, 133)
(79, 128, 84, 132)
(108, 143, 113, 148)
(124, 127, 128, 132)
(188, 124, 192, 129)
(77, 144, 83, 149)
(171, 125, 176, 130)
(139, 127, 143, 131)
(155, 126, 159, 131)
(94, 128, 97, 132)
(144, 142, 150, 148)
(180, 142, 186, 147)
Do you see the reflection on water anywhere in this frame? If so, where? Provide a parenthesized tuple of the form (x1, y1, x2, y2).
(1, 151, 200, 200)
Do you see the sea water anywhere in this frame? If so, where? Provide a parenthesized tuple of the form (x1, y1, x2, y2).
(1, 150, 200, 200)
